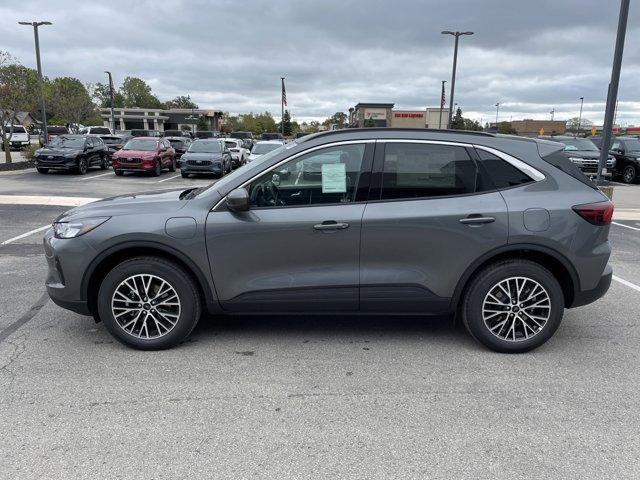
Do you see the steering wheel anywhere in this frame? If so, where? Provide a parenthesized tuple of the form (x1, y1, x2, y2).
(250, 182, 266, 206)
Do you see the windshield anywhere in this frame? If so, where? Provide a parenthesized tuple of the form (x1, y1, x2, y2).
(252, 143, 282, 155)
(189, 141, 221, 153)
(196, 142, 291, 197)
(4, 126, 26, 134)
(123, 139, 158, 151)
(231, 132, 249, 139)
(49, 136, 85, 148)
(562, 138, 599, 152)
(623, 139, 640, 152)
(225, 141, 239, 149)
(89, 127, 111, 134)
(168, 139, 185, 147)
(101, 137, 123, 145)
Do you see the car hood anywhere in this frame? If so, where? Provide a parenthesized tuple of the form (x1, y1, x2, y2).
(182, 152, 223, 161)
(55, 188, 189, 222)
(37, 147, 81, 156)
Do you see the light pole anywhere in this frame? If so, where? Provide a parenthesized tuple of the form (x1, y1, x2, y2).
(104, 71, 115, 133)
(438, 80, 446, 129)
(18, 21, 51, 144)
(577, 97, 584, 135)
(442, 30, 474, 129)
(495, 102, 500, 127)
(550, 109, 555, 121)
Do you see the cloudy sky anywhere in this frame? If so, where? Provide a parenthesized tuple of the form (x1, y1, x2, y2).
(1, 0, 638, 125)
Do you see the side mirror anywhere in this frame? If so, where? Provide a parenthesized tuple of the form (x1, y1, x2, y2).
(226, 187, 250, 212)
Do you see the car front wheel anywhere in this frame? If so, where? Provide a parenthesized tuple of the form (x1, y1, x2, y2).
(76, 157, 88, 175)
(623, 165, 637, 184)
(152, 160, 162, 176)
(462, 260, 564, 353)
(96, 257, 202, 350)
(169, 157, 176, 172)
(36, 167, 49, 174)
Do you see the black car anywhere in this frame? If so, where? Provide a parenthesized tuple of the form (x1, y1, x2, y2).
(130, 129, 162, 138)
(195, 131, 218, 139)
(591, 136, 640, 184)
(33, 135, 109, 175)
(538, 136, 614, 178)
(261, 132, 284, 141)
(100, 134, 132, 157)
(164, 136, 192, 158)
(163, 129, 192, 138)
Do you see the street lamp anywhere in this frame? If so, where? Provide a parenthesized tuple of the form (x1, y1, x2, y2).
(577, 97, 584, 135)
(442, 30, 474, 129)
(18, 21, 51, 143)
(104, 71, 116, 133)
(495, 102, 500, 126)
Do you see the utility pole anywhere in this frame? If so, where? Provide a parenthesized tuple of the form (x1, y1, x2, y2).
(495, 102, 500, 127)
(18, 21, 51, 144)
(104, 71, 115, 133)
(598, 0, 629, 184)
(442, 30, 474, 129)
(439, 80, 446, 129)
(281, 77, 286, 137)
(577, 97, 584, 135)
(550, 109, 555, 121)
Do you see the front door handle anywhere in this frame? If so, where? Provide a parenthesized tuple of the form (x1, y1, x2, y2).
(459, 215, 496, 225)
(313, 221, 349, 231)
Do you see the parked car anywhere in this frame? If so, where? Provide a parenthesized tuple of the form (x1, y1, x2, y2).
(33, 135, 109, 174)
(130, 129, 162, 138)
(248, 140, 285, 161)
(100, 134, 133, 157)
(224, 138, 250, 168)
(165, 136, 192, 159)
(591, 136, 640, 183)
(1, 125, 30, 150)
(44, 129, 613, 352)
(163, 129, 192, 138)
(179, 139, 232, 178)
(230, 131, 253, 148)
(538, 136, 614, 178)
(195, 131, 219, 139)
(39, 125, 69, 146)
(79, 126, 113, 135)
(111, 137, 176, 176)
(261, 132, 284, 141)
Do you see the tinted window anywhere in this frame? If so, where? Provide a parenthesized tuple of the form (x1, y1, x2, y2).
(248, 144, 365, 207)
(89, 127, 111, 134)
(381, 143, 476, 199)
(225, 141, 239, 149)
(476, 149, 533, 189)
(189, 141, 221, 153)
(5, 126, 26, 133)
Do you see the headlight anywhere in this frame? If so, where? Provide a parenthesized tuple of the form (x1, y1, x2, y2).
(53, 217, 110, 239)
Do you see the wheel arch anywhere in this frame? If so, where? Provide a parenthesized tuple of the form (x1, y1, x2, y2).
(82, 241, 219, 319)
(451, 243, 580, 311)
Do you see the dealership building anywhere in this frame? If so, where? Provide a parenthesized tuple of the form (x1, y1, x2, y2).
(349, 103, 450, 129)
(100, 107, 223, 132)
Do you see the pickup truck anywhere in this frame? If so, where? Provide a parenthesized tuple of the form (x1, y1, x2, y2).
(2, 125, 30, 150)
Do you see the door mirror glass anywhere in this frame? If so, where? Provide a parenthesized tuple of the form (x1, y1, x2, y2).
(226, 187, 250, 212)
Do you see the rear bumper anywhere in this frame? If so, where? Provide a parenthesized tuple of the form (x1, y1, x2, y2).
(570, 264, 612, 308)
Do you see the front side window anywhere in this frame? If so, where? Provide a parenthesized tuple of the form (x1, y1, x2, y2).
(247, 144, 365, 208)
(381, 143, 476, 199)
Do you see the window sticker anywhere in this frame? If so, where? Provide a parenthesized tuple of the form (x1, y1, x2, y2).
(321, 163, 347, 193)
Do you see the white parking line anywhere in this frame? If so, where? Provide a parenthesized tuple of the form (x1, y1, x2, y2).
(612, 275, 640, 293)
(0, 195, 100, 206)
(80, 172, 112, 181)
(157, 174, 181, 183)
(1, 225, 50, 245)
(612, 221, 640, 232)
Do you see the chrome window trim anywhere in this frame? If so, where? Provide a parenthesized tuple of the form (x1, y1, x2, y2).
(473, 144, 546, 181)
(212, 139, 375, 210)
(381, 138, 471, 148)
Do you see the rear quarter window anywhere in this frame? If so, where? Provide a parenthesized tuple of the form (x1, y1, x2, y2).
(475, 149, 534, 190)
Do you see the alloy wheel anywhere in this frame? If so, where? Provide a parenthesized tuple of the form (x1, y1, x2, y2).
(623, 166, 635, 183)
(110, 274, 181, 339)
(482, 276, 551, 342)
(78, 158, 87, 174)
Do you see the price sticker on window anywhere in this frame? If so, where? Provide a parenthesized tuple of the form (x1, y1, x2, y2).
(321, 163, 347, 193)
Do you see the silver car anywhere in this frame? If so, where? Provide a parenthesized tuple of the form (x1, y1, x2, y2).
(44, 129, 613, 352)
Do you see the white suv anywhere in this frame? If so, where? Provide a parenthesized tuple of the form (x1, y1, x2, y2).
(79, 126, 113, 135)
(2, 125, 30, 150)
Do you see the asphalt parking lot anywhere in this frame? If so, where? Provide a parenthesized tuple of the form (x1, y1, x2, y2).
(1, 167, 639, 478)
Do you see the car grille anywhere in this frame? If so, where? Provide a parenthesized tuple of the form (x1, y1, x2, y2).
(571, 158, 614, 169)
(187, 160, 212, 166)
(119, 157, 142, 164)
(39, 155, 66, 163)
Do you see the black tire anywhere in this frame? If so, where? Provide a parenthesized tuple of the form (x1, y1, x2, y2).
(623, 165, 637, 184)
(114, 169, 124, 176)
(169, 157, 176, 172)
(181, 170, 190, 178)
(76, 157, 88, 175)
(152, 160, 162, 177)
(36, 167, 49, 174)
(100, 157, 108, 170)
(96, 256, 202, 350)
(461, 259, 564, 353)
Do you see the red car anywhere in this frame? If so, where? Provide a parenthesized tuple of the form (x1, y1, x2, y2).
(111, 137, 176, 176)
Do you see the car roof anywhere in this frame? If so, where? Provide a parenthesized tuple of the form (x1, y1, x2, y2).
(255, 140, 284, 144)
(164, 136, 188, 140)
(128, 136, 159, 140)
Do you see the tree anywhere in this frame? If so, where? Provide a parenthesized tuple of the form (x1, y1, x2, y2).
(120, 76, 162, 109)
(566, 116, 593, 134)
(92, 82, 124, 108)
(497, 121, 517, 134)
(364, 118, 376, 128)
(463, 118, 483, 131)
(164, 95, 198, 109)
(0, 61, 40, 162)
(450, 107, 465, 129)
(197, 115, 209, 131)
(46, 77, 96, 131)
(278, 110, 293, 136)
(323, 111, 348, 129)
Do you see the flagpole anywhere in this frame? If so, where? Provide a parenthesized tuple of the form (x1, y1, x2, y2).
(439, 80, 446, 129)
(281, 76, 285, 137)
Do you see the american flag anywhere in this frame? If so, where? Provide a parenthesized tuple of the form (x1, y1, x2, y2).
(440, 82, 446, 109)
(281, 77, 287, 107)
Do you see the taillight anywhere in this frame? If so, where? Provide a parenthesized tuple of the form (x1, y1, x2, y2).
(572, 201, 614, 226)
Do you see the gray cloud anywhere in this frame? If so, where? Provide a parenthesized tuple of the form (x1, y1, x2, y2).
(1, 0, 638, 124)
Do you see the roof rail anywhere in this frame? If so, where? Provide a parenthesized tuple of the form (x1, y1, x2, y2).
(298, 127, 494, 142)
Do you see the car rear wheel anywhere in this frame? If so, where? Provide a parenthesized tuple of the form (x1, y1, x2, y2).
(36, 167, 49, 174)
(623, 165, 637, 184)
(76, 157, 88, 175)
(97, 256, 202, 350)
(152, 160, 162, 177)
(100, 157, 109, 170)
(462, 260, 564, 353)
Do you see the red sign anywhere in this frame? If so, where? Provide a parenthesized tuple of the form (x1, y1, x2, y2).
(394, 112, 424, 118)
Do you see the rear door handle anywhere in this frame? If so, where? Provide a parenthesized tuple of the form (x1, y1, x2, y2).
(314, 221, 350, 231)
(459, 215, 496, 225)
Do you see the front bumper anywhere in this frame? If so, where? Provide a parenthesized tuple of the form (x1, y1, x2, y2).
(112, 159, 155, 171)
(570, 264, 612, 308)
(34, 156, 77, 170)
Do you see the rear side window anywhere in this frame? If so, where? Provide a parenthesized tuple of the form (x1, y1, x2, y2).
(475, 149, 533, 189)
(541, 150, 596, 189)
(381, 143, 476, 199)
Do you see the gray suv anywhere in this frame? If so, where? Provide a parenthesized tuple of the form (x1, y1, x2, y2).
(43, 129, 613, 352)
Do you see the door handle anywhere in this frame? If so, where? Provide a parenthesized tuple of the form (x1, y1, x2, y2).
(313, 221, 349, 231)
(459, 215, 496, 225)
